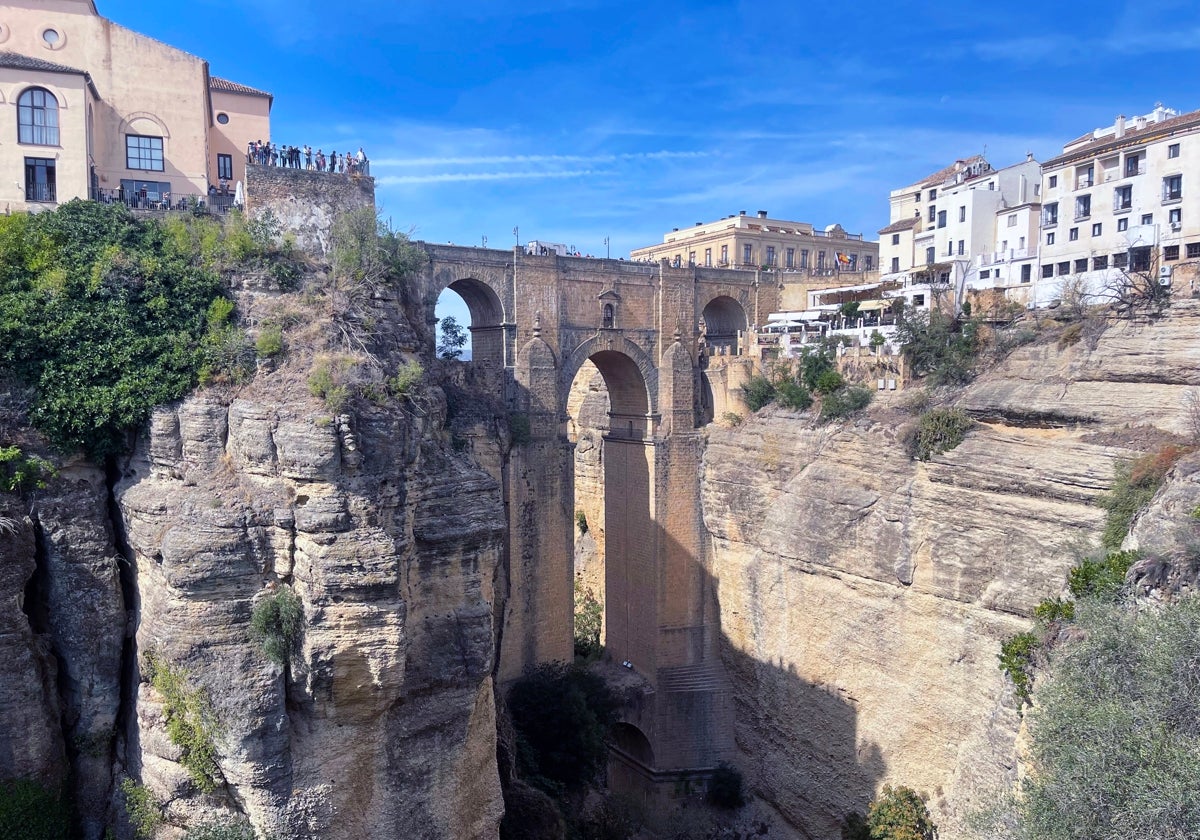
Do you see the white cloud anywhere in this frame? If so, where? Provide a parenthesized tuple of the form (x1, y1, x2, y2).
(376, 169, 600, 185)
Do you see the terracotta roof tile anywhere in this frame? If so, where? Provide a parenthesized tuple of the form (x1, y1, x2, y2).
(1045, 109, 1200, 167)
(908, 155, 988, 190)
(210, 76, 272, 99)
(878, 217, 920, 235)
(0, 50, 87, 77)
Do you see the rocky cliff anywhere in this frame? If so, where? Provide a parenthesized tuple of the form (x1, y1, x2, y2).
(0, 261, 507, 839)
(702, 301, 1200, 838)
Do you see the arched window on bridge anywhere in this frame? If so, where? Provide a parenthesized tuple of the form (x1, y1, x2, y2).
(435, 278, 506, 366)
(602, 303, 615, 329)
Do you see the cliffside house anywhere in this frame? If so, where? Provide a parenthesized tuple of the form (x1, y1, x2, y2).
(1, 0, 271, 213)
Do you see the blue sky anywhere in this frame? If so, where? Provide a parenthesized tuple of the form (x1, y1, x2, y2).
(101, 0, 1200, 338)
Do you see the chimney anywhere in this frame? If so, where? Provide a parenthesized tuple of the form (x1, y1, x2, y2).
(696, 222, 703, 226)
(757, 210, 768, 218)
(739, 210, 747, 216)
(1115, 115, 1126, 138)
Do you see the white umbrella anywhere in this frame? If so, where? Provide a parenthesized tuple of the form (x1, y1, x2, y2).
(233, 180, 244, 209)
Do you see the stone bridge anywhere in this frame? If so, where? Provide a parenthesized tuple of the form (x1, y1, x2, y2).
(417, 243, 781, 793)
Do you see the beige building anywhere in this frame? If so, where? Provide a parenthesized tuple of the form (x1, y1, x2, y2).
(1034, 105, 1200, 306)
(631, 209, 878, 276)
(0, 0, 270, 212)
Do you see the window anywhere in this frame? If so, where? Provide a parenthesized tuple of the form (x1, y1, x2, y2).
(914, 192, 921, 202)
(1057, 262, 1070, 276)
(24, 157, 56, 202)
(720, 244, 728, 265)
(913, 294, 925, 307)
(1168, 143, 1180, 159)
(1021, 264, 1031, 283)
(1075, 194, 1091, 220)
(890, 256, 900, 273)
(1019, 237, 1026, 249)
(1118, 217, 1129, 232)
(800, 249, 809, 268)
(1169, 208, 1182, 225)
(602, 303, 615, 328)
(947, 242, 953, 256)
(1042, 264, 1054, 279)
(1141, 214, 1153, 225)
(980, 269, 990, 279)
(817, 251, 826, 269)
(957, 240, 965, 255)
(1125, 154, 1142, 177)
(1164, 245, 1180, 261)
(42, 28, 61, 47)
(216, 112, 230, 125)
(937, 210, 947, 228)
(1007, 214, 1017, 227)
(688, 251, 696, 266)
(217, 154, 233, 181)
(1043, 203, 1058, 226)
(1114, 184, 1132, 210)
(765, 246, 775, 266)
(1130, 246, 1151, 272)
(1164, 174, 1183, 202)
(1048, 175, 1058, 188)
(865, 255, 873, 270)
(705, 248, 712, 267)
(959, 206, 966, 222)
(1069, 227, 1079, 241)
(891, 234, 900, 245)
(742, 244, 752, 265)
(928, 188, 937, 200)
(1092, 223, 1102, 236)
(1074, 258, 1088, 273)
(126, 135, 164, 171)
(1093, 255, 1108, 270)
(928, 205, 937, 223)
(925, 246, 935, 264)
(17, 88, 59, 146)
(1114, 252, 1128, 268)
(785, 247, 794, 268)
(1046, 232, 1055, 245)
(1077, 165, 1094, 188)
(1187, 243, 1200, 259)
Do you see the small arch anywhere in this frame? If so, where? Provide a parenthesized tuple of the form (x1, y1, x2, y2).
(440, 277, 505, 367)
(17, 87, 60, 146)
(701, 295, 748, 356)
(602, 303, 615, 329)
(612, 722, 654, 768)
(120, 111, 171, 140)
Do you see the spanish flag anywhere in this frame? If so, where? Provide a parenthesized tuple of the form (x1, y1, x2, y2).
(836, 252, 852, 265)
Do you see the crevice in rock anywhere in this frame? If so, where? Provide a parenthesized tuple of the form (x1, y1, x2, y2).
(963, 408, 1095, 429)
(107, 455, 143, 785)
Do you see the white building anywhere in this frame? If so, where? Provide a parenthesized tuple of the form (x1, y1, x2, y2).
(1034, 104, 1200, 306)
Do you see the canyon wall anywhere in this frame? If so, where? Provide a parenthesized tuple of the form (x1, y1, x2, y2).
(703, 301, 1200, 838)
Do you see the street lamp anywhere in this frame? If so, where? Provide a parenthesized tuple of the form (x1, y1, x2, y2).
(482, 235, 487, 248)
(604, 236, 610, 259)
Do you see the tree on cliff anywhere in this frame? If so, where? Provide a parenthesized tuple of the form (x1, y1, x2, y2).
(437, 316, 468, 359)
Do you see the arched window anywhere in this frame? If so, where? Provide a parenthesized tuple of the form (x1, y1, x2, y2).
(18, 88, 59, 146)
(602, 303, 615, 328)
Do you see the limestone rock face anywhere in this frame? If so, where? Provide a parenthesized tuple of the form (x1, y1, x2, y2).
(116, 372, 505, 839)
(703, 306, 1200, 839)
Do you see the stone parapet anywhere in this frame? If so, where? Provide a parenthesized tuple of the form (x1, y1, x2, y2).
(245, 164, 375, 256)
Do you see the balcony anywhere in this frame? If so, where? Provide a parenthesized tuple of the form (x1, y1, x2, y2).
(25, 183, 56, 203)
(1077, 176, 1094, 189)
(93, 187, 237, 213)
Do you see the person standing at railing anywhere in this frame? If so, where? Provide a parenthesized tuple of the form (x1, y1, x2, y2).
(356, 147, 366, 174)
(304, 145, 313, 170)
(316, 149, 325, 171)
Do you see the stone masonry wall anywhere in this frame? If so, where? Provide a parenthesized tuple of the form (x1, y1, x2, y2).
(246, 164, 375, 256)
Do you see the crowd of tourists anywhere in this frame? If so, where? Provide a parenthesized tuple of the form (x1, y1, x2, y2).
(246, 141, 369, 175)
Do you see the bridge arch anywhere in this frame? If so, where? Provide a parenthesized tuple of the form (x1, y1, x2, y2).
(441, 277, 505, 367)
(700, 294, 749, 357)
(561, 334, 659, 431)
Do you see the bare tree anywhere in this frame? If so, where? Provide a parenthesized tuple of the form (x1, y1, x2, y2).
(1096, 249, 1171, 319)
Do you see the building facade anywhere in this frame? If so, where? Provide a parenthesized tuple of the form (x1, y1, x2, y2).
(631, 209, 878, 277)
(0, 0, 270, 212)
(1034, 105, 1200, 306)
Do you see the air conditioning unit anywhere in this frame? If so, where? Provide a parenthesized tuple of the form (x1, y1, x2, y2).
(1159, 265, 1173, 285)
(1171, 221, 1182, 231)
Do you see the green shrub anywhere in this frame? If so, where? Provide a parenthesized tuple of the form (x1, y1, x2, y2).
(906, 408, 973, 461)
(1034, 597, 1076, 623)
(508, 412, 532, 446)
(307, 356, 352, 413)
(840, 811, 871, 840)
(867, 785, 937, 840)
(1068, 550, 1137, 602)
(720, 411, 744, 426)
(740, 375, 776, 412)
(775, 379, 813, 410)
(706, 762, 746, 810)
(999, 631, 1038, 704)
(820, 385, 873, 422)
(1098, 446, 1188, 550)
(184, 817, 258, 840)
(814, 369, 845, 395)
(573, 579, 603, 660)
(388, 360, 424, 398)
(250, 587, 304, 666)
(120, 779, 161, 840)
(0, 446, 56, 494)
(799, 346, 835, 392)
(254, 323, 284, 358)
(0, 201, 228, 457)
(1013, 597, 1200, 840)
(507, 662, 619, 796)
(895, 306, 981, 385)
(575, 510, 589, 535)
(0, 778, 70, 840)
(144, 652, 221, 792)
